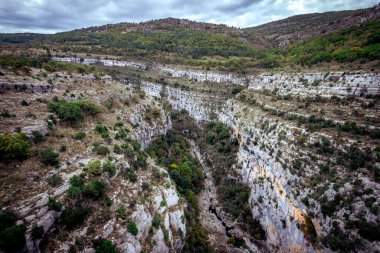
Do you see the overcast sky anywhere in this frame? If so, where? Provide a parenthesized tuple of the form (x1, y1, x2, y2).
(0, 0, 378, 33)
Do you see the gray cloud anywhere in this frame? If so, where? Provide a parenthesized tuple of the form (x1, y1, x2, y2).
(0, 0, 378, 33)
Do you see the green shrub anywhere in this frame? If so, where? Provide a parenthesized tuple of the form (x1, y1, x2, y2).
(152, 214, 161, 228)
(104, 196, 112, 207)
(74, 131, 86, 140)
(48, 100, 101, 125)
(85, 160, 102, 175)
(133, 153, 147, 169)
(93, 239, 119, 253)
(129, 169, 138, 182)
(21, 100, 29, 106)
(70, 174, 85, 187)
(48, 174, 62, 187)
(227, 236, 246, 247)
(127, 220, 138, 236)
(92, 144, 110, 156)
(32, 130, 44, 144)
(31, 224, 44, 240)
(113, 144, 122, 154)
(60, 206, 90, 229)
(160, 199, 167, 207)
(115, 128, 128, 140)
(48, 100, 84, 124)
(95, 124, 109, 139)
(117, 204, 126, 219)
(48, 197, 62, 211)
(103, 160, 116, 177)
(82, 180, 106, 200)
(0, 133, 31, 160)
(39, 147, 59, 166)
(0, 211, 26, 252)
(304, 216, 317, 243)
(67, 186, 81, 199)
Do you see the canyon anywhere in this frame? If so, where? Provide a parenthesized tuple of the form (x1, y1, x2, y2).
(0, 57, 379, 252)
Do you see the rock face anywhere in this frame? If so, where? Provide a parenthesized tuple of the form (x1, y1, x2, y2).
(136, 82, 315, 251)
(136, 77, 380, 252)
(112, 169, 186, 253)
(51, 57, 147, 70)
(139, 81, 222, 120)
(128, 103, 172, 149)
(0, 81, 52, 93)
(53, 57, 248, 86)
(248, 72, 380, 97)
(159, 67, 247, 86)
(219, 100, 314, 252)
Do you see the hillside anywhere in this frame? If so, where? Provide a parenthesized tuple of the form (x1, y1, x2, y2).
(246, 3, 380, 48)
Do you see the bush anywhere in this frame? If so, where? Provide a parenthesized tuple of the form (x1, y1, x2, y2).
(32, 130, 44, 144)
(31, 224, 44, 240)
(21, 100, 29, 106)
(104, 196, 112, 207)
(113, 144, 122, 154)
(48, 197, 62, 211)
(0, 133, 30, 160)
(48, 100, 101, 125)
(227, 236, 246, 247)
(115, 128, 128, 140)
(93, 239, 119, 253)
(117, 204, 126, 219)
(0, 211, 26, 252)
(47, 174, 62, 187)
(82, 180, 106, 200)
(95, 124, 109, 139)
(152, 214, 161, 228)
(129, 169, 138, 182)
(103, 160, 116, 177)
(85, 160, 102, 175)
(60, 206, 90, 229)
(70, 174, 85, 187)
(127, 220, 138, 236)
(67, 186, 81, 199)
(133, 153, 147, 169)
(74, 131, 86, 140)
(92, 144, 110, 156)
(39, 147, 59, 166)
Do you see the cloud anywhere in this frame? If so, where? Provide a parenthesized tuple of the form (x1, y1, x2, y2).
(0, 0, 378, 33)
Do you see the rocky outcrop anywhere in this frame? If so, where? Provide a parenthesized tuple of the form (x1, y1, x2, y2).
(51, 57, 147, 70)
(219, 100, 315, 252)
(128, 103, 172, 149)
(139, 81, 222, 120)
(137, 82, 315, 251)
(111, 166, 186, 253)
(53, 57, 248, 86)
(0, 81, 52, 93)
(248, 72, 380, 97)
(159, 67, 247, 86)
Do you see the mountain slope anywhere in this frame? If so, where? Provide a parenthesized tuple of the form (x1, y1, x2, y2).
(246, 3, 380, 47)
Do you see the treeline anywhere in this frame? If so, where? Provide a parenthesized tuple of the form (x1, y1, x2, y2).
(49, 29, 263, 59)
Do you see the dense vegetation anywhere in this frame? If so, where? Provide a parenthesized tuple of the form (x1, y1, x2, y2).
(47, 29, 263, 59)
(278, 18, 380, 66)
(2, 17, 379, 69)
(0, 133, 31, 161)
(48, 99, 101, 125)
(0, 211, 27, 252)
(147, 132, 213, 253)
(0, 55, 103, 74)
(171, 110, 266, 242)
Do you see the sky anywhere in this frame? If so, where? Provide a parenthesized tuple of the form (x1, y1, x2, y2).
(0, 0, 378, 33)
